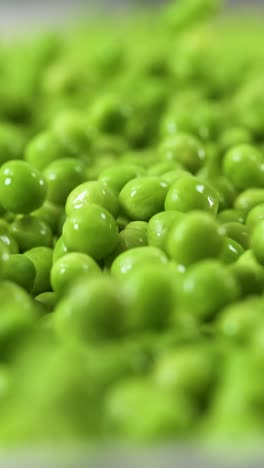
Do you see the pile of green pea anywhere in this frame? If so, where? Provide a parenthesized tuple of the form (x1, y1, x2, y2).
(1, 0, 264, 447)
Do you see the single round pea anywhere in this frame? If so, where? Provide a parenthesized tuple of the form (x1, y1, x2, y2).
(165, 175, 219, 215)
(33, 201, 64, 235)
(0, 232, 19, 254)
(230, 250, 264, 296)
(35, 292, 57, 313)
(250, 220, 264, 265)
(235, 189, 264, 215)
(10, 215, 53, 252)
(219, 237, 244, 265)
(167, 211, 224, 266)
(221, 222, 249, 249)
(65, 181, 120, 218)
(62, 204, 118, 260)
(219, 127, 252, 154)
(51, 111, 91, 158)
(24, 247, 53, 295)
(111, 246, 168, 279)
(180, 260, 240, 321)
(52, 236, 69, 263)
(54, 275, 125, 343)
(223, 144, 263, 191)
(161, 169, 190, 186)
(126, 221, 148, 235)
(246, 203, 264, 232)
(122, 264, 175, 332)
(119, 177, 168, 221)
(25, 131, 64, 171)
(89, 94, 130, 134)
(4, 254, 36, 292)
(0, 160, 47, 214)
(98, 164, 145, 194)
(217, 209, 245, 225)
(44, 158, 85, 206)
(148, 210, 184, 252)
(51, 252, 101, 296)
(159, 133, 206, 173)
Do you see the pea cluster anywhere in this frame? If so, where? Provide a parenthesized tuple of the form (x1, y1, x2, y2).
(0, 0, 264, 446)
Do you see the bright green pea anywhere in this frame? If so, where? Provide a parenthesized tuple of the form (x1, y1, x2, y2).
(54, 275, 125, 343)
(44, 158, 85, 206)
(25, 131, 64, 171)
(217, 209, 245, 225)
(24, 247, 53, 295)
(221, 222, 249, 249)
(212, 176, 236, 211)
(65, 181, 120, 218)
(0, 161, 47, 214)
(51, 111, 91, 158)
(122, 264, 175, 332)
(98, 164, 145, 194)
(167, 211, 224, 266)
(104, 378, 194, 440)
(229, 250, 264, 296)
(219, 237, 244, 265)
(126, 221, 148, 235)
(88, 94, 130, 134)
(223, 144, 264, 191)
(148, 210, 184, 252)
(111, 246, 168, 279)
(0, 241, 10, 278)
(180, 260, 240, 321)
(33, 201, 64, 235)
(10, 215, 53, 251)
(235, 189, 264, 215)
(4, 254, 36, 292)
(159, 133, 206, 173)
(62, 204, 118, 260)
(0, 232, 19, 254)
(119, 177, 168, 221)
(161, 169, 190, 186)
(246, 203, 264, 232)
(165, 175, 219, 215)
(35, 292, 57, 313)
(52, 236, 69, 263)
(148, 161, 181, 177)
(0, 124, 25, 165)
(250, 220, 264, 265)
(219, 127, 252, 154)
(51, 252, 101, 296)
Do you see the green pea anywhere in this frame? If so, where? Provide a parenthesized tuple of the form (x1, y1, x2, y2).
(51, 111, 91, 158)
(212, 176, 237, 211)
(54, 275, 125, 343)
(219, 127, 252, 154)
(148, 210, 184, 252)
(0, 232, 19, 254)
(0, 241, 10, 278)
(111, 246, 168, 279)
(24, 247, 53, 295)
(116, 214, 130, 231)
(33, 201, 64, 235)
(161, 169, 190, 186)
(217, 209, 245, 225)
(98, 164, 145, 194)
(10, 215, 53, 252)
(65, 181, 120, 218)
(154, 347, 213, 397)
(235, 189, 264, 215)
(25, 131, 64, 171)
(35, 292, 57, 313)
(4, 254, 36, 292)
(180, 260, 240, 321)
(51, 252, 101, 296)
(88, 94, 130, 134)
(250, 220, 264, 265)
(119, 177, 168, 221)
(223, 144, 263, 191)
(62, 204, 118, 260)
(148, 161, 181, 177)
(104, 378, 194, 440)
(219, 237, 244, 265)
(122, 264, 175, 332)
(0, 161, 47, 214)
(246, 203, 264, 232)
(0, 124, 25, 165)
(221, 222, 249, 249)
(165, 175, 219, 215)
(229, 250, 264, 296)
(126, 221, 148, 235)
(159, 133, 206, 173)
(53, 236, 69, 263)
(44, 158, 85, 206)
(167, 211, 224, 266)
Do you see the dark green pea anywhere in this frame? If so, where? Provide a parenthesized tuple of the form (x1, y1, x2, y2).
(111, 246, 168, 279)
(98, 164, 145, 194)
(25, 131, 64, 171)
(219, 237, 244, 265)
(44, 158, 85, 206)
(165, 175, 219, 215)
(119, 177, 168, 221)
(235, 189, 264, 215)
(10, 215, 53, 251)
(148, 210, 184, 252)
(24, 247, 53, 295)
(217, 209, 245, 225)
(223, 144, 263, 191)
(180, 260, 240, 321)
(4, 254, 36, 292)
(159, 133, 206, 173)
(221, 222, 249, 249)
(167, 211, 224, 266)
(0, 161, 47, 214)
(246, 204, 264, 232)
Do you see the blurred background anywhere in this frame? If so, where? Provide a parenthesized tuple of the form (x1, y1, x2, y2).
(0, 0, 262, 34)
